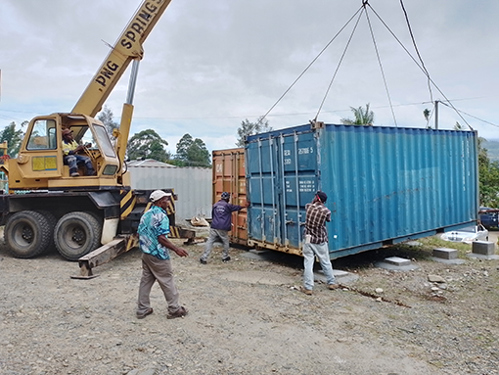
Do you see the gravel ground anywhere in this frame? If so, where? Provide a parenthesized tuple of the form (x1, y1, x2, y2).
(1, 232, 499, 375)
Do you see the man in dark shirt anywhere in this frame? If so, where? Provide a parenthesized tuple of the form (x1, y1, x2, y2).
(200, 192, 244, 264)
(301, 191, 339, 295)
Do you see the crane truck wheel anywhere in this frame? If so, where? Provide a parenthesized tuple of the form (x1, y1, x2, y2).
(35, 210, 57, 254)
(54, 212, 102, 261)
(4, 210, 54, 258)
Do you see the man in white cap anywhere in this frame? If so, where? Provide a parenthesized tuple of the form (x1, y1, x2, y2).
(136, 190, 189, 319)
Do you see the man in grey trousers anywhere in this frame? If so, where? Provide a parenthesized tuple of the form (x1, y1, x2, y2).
(136, 190, 189, 319)
(200, 192, 245, 264)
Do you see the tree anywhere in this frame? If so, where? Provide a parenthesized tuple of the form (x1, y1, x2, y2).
(480, 161, 499, 208)
(174, 133, 211, 167)
(423, 108, 432, 128)
(340, 104, 374, 126)
(423, 108, 431, 122)
(0, 121, 26, 158)
(97, 106, 119, 135)
(126, 129, 170, 162)
(236, 116, 272, 147)
(478, 137, 499, 208)
(176, 133, 194, 161)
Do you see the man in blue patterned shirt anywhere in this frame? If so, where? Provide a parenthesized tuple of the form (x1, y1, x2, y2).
(136, 190, 189, 319)
(301, 191, 339, 295)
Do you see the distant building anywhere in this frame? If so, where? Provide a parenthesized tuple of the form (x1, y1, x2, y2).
(127, 159, 177, 168)
(127, 161, 211, 221)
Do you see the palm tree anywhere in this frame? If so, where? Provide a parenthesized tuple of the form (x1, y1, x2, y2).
(340, 104, 374, 126)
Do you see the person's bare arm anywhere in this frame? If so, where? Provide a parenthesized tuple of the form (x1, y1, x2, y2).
(158, 235, 188, 257)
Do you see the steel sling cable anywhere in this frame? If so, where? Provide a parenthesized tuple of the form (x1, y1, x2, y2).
(366, 4, 473, 130)
(313, 6, 365, 122)
(260, 5, 365, 122)
(364, 6, 397, 126)
(399, 0, 434, 104)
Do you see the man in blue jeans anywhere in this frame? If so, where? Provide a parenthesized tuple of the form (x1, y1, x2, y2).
(301, 191, 339, 295)
(200, 192, 245, 264)
(61, 128, 96, 177)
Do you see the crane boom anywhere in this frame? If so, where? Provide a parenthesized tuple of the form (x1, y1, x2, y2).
(72, 0, 172, 117)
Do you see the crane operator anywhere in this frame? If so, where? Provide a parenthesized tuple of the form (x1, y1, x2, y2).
(61, 128, 96, 177)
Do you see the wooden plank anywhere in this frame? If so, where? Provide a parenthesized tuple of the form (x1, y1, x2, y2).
(72, 238, 127, 279)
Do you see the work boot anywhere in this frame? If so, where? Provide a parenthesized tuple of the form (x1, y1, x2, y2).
(167, 306, 188, 320)
(300, 286, 313, 295)
(328, 283, 340, 290)
(136, 307, 153, 319)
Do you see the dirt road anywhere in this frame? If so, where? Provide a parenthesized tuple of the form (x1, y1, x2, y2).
(1, 237, 498, 374)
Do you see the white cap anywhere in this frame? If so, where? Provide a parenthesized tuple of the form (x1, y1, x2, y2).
(150, 190, 170, 203)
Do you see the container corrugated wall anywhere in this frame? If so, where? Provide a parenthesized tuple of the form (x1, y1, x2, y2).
(212, 149, 247, 245)
(246, 123, 478, 259)
(129, 166, 212, 221)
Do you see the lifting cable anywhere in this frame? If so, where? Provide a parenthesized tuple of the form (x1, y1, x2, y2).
(398, 0, 434, 104)
(260, 5, 365, 122)
(313, 6, 365, 123)
(367, 2, 473, 130)
(364, 4, 397, 126)
(262, 0, 473, 131)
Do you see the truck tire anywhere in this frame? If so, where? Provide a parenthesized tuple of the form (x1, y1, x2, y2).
(4, 210, 54, 258)
(54, 212, 102, 261)
(36, 210, 58, 254)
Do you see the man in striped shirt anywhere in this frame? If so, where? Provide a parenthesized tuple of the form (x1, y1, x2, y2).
(301, 191, 339, 295)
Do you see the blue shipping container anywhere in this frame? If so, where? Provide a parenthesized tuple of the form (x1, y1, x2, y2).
(245, 123, 478, 259)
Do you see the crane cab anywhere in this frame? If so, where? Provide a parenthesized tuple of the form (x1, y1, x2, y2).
(4, 113, 125, 192)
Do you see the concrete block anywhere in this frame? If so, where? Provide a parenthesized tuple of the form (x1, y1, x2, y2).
(433, 247, 458, 260)
(472, 241, 496, 256)
(384, 256, 411, 266)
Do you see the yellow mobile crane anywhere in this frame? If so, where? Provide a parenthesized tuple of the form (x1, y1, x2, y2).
(0, 0, 192, 274)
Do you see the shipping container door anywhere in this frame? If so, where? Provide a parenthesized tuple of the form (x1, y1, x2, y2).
(247, 126, 318, 250)
(246, 137, 281, 245)
(212, 149, 248, 245)
(279, 129, 318, 249)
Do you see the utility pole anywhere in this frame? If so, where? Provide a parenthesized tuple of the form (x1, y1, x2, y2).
(434, 100, 439, 129)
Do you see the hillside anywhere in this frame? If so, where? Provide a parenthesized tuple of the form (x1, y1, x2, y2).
(482, 139, 499, 162)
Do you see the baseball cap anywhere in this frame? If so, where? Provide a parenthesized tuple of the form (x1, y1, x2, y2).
(150, 190, 170, 203)
(221, 192, 230, 200)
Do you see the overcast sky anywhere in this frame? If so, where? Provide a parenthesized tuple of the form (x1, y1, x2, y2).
(1, 0, 498, 155)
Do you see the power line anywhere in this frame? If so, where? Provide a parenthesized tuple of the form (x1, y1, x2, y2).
(439, 101, 499, 128)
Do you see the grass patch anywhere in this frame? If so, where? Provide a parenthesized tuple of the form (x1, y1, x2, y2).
(335, 235, 474, 270)
(417, 236, 472, 258)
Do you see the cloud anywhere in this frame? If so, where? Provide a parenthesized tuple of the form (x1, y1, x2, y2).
(1, 0, 498, 155)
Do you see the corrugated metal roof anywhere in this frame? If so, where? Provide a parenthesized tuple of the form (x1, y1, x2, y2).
(127, 159, 177, 168)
